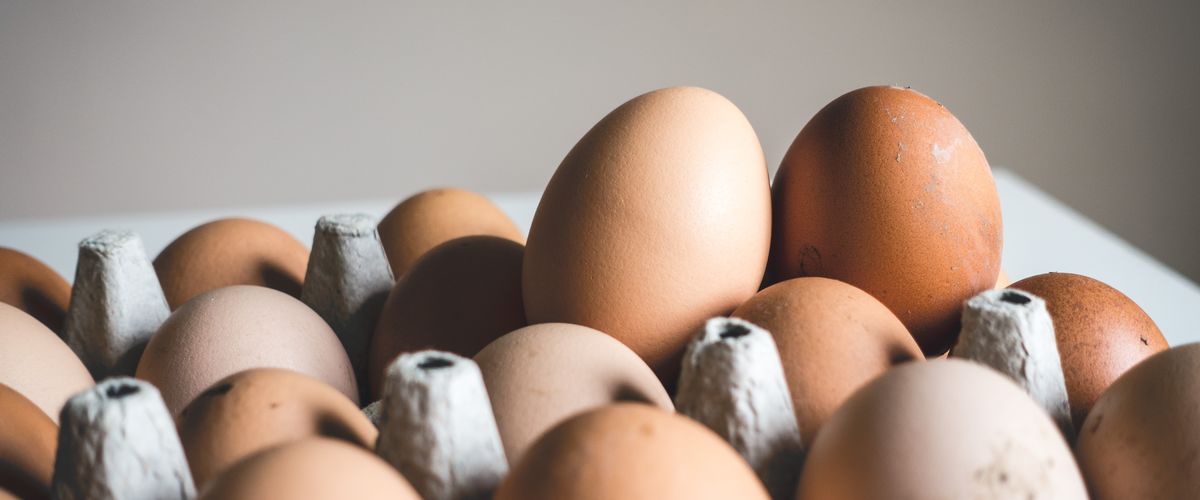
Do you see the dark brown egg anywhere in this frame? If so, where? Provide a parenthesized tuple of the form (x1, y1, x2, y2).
(0, 384, 57, 500)
(177, 368, 377, 488)
(770, 86, 1002, 356)
(154, 218, 309, 309)
(368, 235, 525, 399)
(1010, 272, 1167, 428)
(0, 248, 70, 333)
(377, 188, 524, 278)
(732, 277, 923, 443)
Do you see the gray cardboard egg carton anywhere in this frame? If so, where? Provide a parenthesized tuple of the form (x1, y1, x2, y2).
(52, 215, 1073, 500)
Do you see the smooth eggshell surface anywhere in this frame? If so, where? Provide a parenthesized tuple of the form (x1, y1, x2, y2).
(1010, 272, 1167, 429)
(377, 188, 524, 278)
(154, 218, 309, 309)
(796, 360, 1087, 499)
(0, 248, 70, 334)
(770, 86, 1002, 356)
(197, 438, 420, 500)
(368, 235, 526, 399)
(0, 302, 93, 423)
(1075, 343, 1200, 499)
(474, 323, 672, 464)
(522, 86, 771, 385)
(732, 277, 924, 444)
(136, 285, 358, 415)
(496, 403, 769, 500)
(178, 368, 377, 488)
(0, 384, 58, 500)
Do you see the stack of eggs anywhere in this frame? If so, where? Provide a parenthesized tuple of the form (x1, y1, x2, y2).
(1, 86, 1194, 500)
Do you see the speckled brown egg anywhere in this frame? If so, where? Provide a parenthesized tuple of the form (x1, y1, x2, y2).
(523, 87, 771, 385)
(770, 86, 1002, 357)
(377, 188, 524, 278)
(1075, 343, 1200, 499)
(197, 438, 420, 500)
(796, 360, 1086, 499)
(135, 285, 358, 415)
(732, 277, 924, 444)
(154, 218, 309, 309)
(0, 302, 93, 423)
(474, 323, 672, 464)
(0, 248, 70, 333)
(177, 368, 377, 488)
(368, 235, 525, 399)
(495, 403, 768, 500)
(0, 384, 57, 500)
(1010, 272, 1167, 430)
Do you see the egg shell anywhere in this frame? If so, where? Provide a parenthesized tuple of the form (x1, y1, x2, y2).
(474, 323, 672, 464)
(732, 277, 923, 444)
(1075, 343, 1200, 499)
(135, 285, 358, 415)
(197, 438, 420, 500)
(0, 384, 57, 500)
(523, 86, 771, 385)
(0, 303, 93, 423)
(177, 368, 377, 488)
(154, 218, 309, 309)
(368, 235, 526, 399)
(1010, 272, 1167, 428)
(796, 360, 1087, 499)
(0, 248, 70, 333)
(377, 188, 524, 278)
(770, 86, 1002, 356)
(495, 403, 769, 500)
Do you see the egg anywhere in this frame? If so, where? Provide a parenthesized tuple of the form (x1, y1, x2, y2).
(0, 302, 93, 423)
(154, 218, 309, 309)
(995, 269, 1012, 288)
(377, 188, 524, 278)
(0, 247, 70, 333)
(135, 285, 358, 415)
(770, 86, 1002, 356)
(523, 87, 771, 384)
(796, 360, 1086, 499)
(368, 235, 526, 399)
(1075, 343, 1200, 499)
(731, 277, 923, 444)
(197, 438, 420, 500)
(1009, 272, 1167, 428)
(177, 368, 377, 488)
(495, 403, 768, 499)
(474, 323, 672, 464)
(0, 384, 58, 499)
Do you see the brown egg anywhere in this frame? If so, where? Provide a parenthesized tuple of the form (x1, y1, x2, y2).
(474, 323, 672, 464)
(136, 285, 358, 415)
(197, 438, 420, 500)
(796, 360, 1086, 499)
(496, 403, 768, 500)
(368, 236, 526, 399)
(0, 303, 93, 423)
(1010, 272, 1167, 428)
(377, 188, 524, 278)
(732, 277, 923, 444)
(994, 269, 1012, 288)
(0, 384, 58, 500)
(523, 87, 771, 385)
(178, 368, 377, 488)
(154, 218, 309, 309)
(0, 248, 70, 333)
(770, 86, 1002, 357)
(1075, 343, 1200, 499)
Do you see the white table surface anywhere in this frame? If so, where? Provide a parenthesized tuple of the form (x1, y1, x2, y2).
(2, 168, 1197, 345)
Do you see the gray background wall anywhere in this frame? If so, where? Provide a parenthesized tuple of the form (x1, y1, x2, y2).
(2, 1, 1197, 282)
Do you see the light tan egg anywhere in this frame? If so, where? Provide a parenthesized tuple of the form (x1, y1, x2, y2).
(0, 247, 70, 333)
(0, 302, 93, 423)
(154, 218, 309, 309)
(377, 188, 524, 278)
(474, 323, 672, 464)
